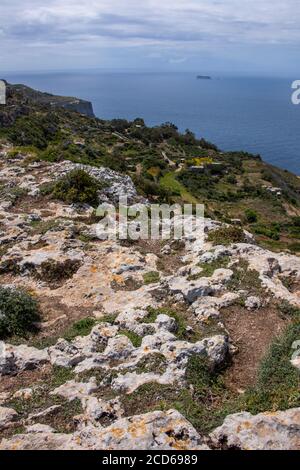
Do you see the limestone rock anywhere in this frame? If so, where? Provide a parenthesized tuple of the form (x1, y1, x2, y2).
(0, 342, 49, 376)
(168, 276, 213, 303)
(210, 408, 300, 450)
(245, 296, 262, 310)
(0, 410, 209, 450)
(48, 339, 85, 368)
(12, 388, 34, 400)
(81, 396, 124, 425)
(25, 424, 56, 434)
(0, 406, 18, 430)
(50, 378, 98, 402)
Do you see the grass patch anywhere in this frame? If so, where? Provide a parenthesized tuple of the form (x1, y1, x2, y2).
(134, 353, 168, 375)
(143, 306, 205, 342)
(119, 329, 143, 347)
(63, 317, 97, 341)
(0, 185, 28, 205)
(6, 366, 76, 419)
(160, 172, 198, 204)
(240, 320, 300, 414)
(29, 314, 118, 350)
(227, 259, 263, 296)
(143, 271, 160, 285)
(98, 313, 118, 324)
(188, 256, 230, 280)
(29, 218, 61, 235)
(121, 355, 231, 434)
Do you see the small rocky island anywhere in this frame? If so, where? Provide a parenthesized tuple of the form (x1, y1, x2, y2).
(197, 75, 211, 80)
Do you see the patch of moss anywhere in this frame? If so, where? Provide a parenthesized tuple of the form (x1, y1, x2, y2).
(143, 271, 160, 285)
(188, 256, 230, 280)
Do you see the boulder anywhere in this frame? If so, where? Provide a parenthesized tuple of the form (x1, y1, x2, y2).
(210, 408, 300, 450)
(0, 342, 49, 376)
(245, 296, 262, 310)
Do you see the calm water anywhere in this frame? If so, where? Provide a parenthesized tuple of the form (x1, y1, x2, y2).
(3, 72, 300, 174)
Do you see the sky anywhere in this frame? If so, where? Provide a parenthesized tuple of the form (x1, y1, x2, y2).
(1, 0, 300, 76)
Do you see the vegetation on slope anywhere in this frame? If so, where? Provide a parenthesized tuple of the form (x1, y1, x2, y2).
(1, 83, 300, 254)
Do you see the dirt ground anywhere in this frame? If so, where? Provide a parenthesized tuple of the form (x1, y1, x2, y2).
(221, 303, 288, 391)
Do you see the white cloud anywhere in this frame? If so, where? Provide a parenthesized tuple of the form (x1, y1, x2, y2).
(2, 0, 300, 46)
(1, 1, 300, 72)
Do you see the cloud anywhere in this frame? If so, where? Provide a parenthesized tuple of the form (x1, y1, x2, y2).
(1, 1, 300, 72)
(2, 0, 300, 46)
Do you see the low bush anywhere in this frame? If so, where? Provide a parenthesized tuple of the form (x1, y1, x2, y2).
(0, 287, 40, 338)
(245, 209, 258, 223)
(253, 225, 280, 240)
(207, 226, 246, 245)
(47, 169, 102, 206)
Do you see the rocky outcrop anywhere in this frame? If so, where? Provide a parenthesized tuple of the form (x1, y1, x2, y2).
(0, 410, 208, 450)
(1, 150, 300, 451)
(210, 408, 300, 450)
(0, 407, 18, 431)
(0, 342, 49, 376)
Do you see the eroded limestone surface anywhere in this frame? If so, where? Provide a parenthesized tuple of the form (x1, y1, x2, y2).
(1, 154, 300, 450)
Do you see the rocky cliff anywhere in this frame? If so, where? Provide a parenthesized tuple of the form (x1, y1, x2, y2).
(0, 81, 94, 127)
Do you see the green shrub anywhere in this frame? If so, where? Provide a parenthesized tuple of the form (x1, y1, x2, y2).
(225, 175, 237, 185)
(253, 225, 280, 240)
(207, 226, 246, 245)
(245, 209, 258, 223)
(0, 287, 40, 338)
(49, 169, 102, 206)
(8, 114, 59, 149)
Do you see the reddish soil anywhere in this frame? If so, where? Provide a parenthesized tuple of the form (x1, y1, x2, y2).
(221, 303, 288, 391)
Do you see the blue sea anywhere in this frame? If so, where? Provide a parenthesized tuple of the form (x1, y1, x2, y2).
(3, 72, 300, 174)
